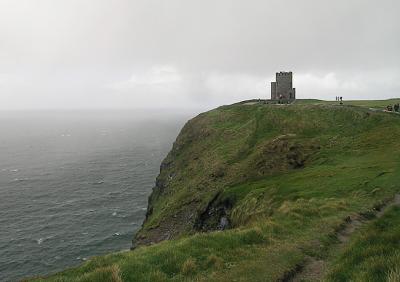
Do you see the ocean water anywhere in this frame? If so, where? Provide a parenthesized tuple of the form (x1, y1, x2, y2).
(0, 110, 189, 281)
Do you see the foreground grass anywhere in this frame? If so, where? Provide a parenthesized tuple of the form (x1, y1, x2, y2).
(30, 101, 400, 281)
(326, 206, 400, 282)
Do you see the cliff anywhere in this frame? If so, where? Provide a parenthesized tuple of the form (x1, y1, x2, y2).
(133, 103, 323, 246)
(133, 102, 399, 248)
(32, 100, 400, 282)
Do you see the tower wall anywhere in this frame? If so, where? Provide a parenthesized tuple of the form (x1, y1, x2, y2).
(276, 72, 293, 99)
(271, 82, 277, 100)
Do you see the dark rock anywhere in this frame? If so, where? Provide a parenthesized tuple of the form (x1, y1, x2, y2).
(218, 217, 229, 230)
(194, 192, 233, 232)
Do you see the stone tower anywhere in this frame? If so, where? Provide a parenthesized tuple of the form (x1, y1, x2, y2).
(271, 72, 296, 101)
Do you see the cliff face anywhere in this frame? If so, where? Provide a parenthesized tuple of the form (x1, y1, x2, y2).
(133, 103, 391, 247)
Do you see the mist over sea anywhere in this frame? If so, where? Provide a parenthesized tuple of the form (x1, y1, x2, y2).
(0, 110, 191, 281)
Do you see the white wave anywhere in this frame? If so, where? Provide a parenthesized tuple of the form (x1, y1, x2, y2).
(13, 178, 28, 182)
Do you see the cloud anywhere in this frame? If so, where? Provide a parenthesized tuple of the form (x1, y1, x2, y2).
(108, 68, 268, 108)
(106, 65, 194, 108)
(0, 74, 11, 85)
(111, 65, 182, 89)
(296, 73, 360, 91)
(295, 70, 400, 100)
(295, 73, 364, 100)
(203, 72, 267, 104)
(0, 0, 400, 109)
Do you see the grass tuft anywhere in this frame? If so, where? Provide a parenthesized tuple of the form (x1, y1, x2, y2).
(388, 267, 400, 282)
(181, 258, 197, 276)
(206, 254, 224, 270)
(77, 264, 122, 282)
(147, 270, 168, 282)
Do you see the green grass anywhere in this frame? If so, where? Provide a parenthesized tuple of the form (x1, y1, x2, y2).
(296, 98, 400, 109)
(326, 206, 400, 282)
(30, 99, 400, 281)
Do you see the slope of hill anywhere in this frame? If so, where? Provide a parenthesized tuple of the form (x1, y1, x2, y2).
(30, 101, 400, 282)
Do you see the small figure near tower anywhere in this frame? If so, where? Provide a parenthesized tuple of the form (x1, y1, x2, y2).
(270, 71, 296, 103)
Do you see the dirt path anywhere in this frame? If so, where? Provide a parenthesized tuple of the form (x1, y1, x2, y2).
(286, 194, 400, 282)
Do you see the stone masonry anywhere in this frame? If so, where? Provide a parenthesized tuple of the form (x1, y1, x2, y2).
(270, 72, 296, 101)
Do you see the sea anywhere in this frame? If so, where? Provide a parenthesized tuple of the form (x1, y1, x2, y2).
(0, 110, 192, 281)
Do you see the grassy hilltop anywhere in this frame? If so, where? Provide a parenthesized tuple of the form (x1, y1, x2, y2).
(31, 99, 400, 282)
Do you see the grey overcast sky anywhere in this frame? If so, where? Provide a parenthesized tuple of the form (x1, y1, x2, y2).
(1, 0, 399, 110)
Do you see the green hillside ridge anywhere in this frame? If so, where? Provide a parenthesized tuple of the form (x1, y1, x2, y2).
(30, 99, 400, 282)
